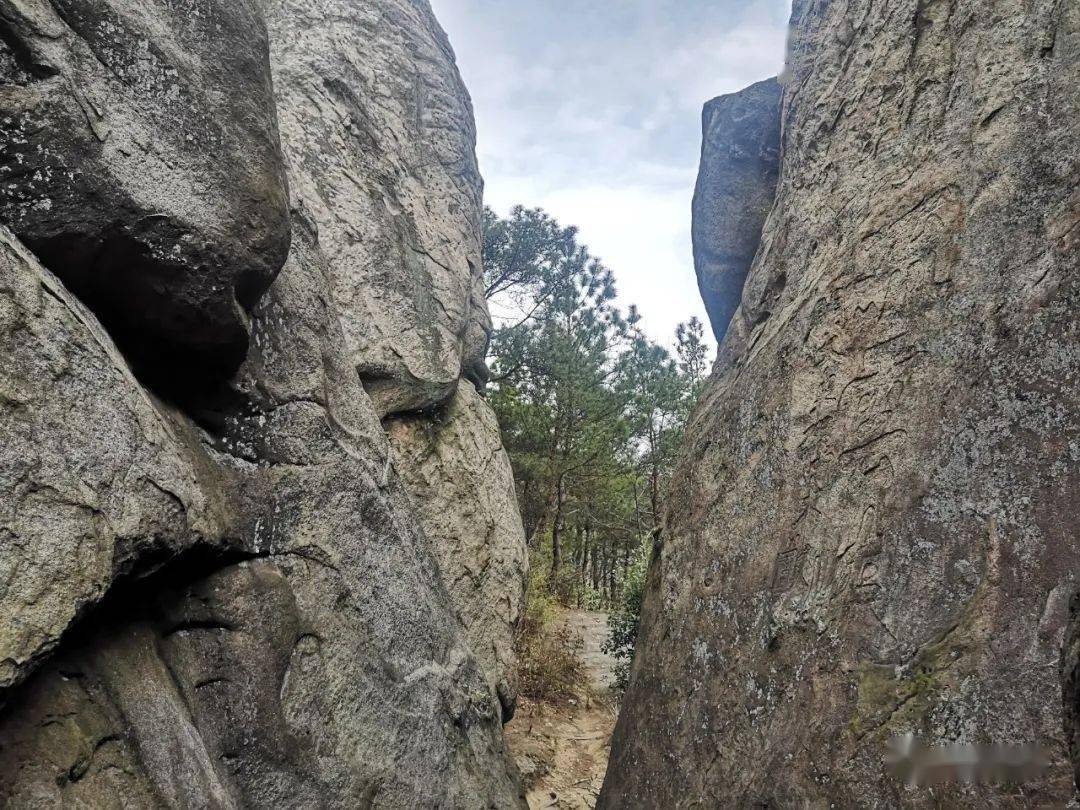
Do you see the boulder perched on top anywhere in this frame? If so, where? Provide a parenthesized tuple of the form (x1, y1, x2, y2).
(691, 76, 781, 343)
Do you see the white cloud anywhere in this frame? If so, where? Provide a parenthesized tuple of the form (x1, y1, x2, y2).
(432, 0, 793, 351)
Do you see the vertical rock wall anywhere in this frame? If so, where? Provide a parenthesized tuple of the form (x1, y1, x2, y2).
(0, 0, 526, 806)
(265, 0, 527, 724)
(603, 0, 1080, 806)
(265, 0, 491, 418)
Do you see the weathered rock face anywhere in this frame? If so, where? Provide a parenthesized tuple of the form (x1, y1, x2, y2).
(0, 1, 526, 807)
(691, 77, 782, 344)
(262, 0, 527, 720)
(0, 0, 291, 376)
(0, 197, 523, 810)
(387, 380, 529, 721)
(265, 0, 491, 418)
(0, 226, 236, 693)
(603, 0, 1080, 807)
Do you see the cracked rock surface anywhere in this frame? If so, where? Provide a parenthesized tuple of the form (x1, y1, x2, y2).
(0, 226, 236, 693)
(0, 0, 526, 806)
(603, 0, 1080, 806)
(387, 379, 529, 722)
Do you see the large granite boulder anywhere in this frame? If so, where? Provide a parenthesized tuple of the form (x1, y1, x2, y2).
(691, 77, 782, 343)
(0, 215, 524, 807)
(265, 0, 491, 417)
(0, 226, 236, 692)
(263, 0, 528, 728)
(387, 379, 529, 722)
(0, 0, 527, 806)
(263, 0, 527, 726)
(603, 0, 1080, 806)
(0, 0, 291, 377)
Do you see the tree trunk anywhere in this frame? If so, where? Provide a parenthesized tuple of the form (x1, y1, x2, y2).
(527, 483, 558, 549)
(650, 455, 661, 531)
(577, 523, 589, 602)
(608, 540, 617, 604)
(591, 532, 600, 591)
(521, 478, 533, 538)
(549, 475, 564, 594)
(573, 524, 583, 606)
(601, 538, 611, 608)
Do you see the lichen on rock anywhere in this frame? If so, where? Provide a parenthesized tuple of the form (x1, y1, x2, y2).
(265, 0, 492, 418)
(0, 0, 291, 377)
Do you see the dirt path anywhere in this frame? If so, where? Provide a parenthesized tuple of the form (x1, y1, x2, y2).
(505, 610, 618, 809)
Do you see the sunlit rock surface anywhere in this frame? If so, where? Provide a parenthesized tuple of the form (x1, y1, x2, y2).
(387, 379, 529, 722)
(266, 0, 492, 418)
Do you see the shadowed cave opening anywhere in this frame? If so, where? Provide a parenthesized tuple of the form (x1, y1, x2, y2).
(26, 227, 261, 426)
(0, 542, 259, 711)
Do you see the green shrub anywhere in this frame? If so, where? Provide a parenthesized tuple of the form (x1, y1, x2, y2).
(603, 539, 650, 692)
(515, 552, 585, 705)
(580, 587, 606, 611)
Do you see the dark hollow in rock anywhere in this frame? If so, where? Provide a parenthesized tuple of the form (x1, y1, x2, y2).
(1063, 592, 1080, 794)
(0, 551, 345, 807)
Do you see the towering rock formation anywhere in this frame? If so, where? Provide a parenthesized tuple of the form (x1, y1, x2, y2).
(0, 0, 526, 806)
(264, 0, 526, 718)
(603, 0, 1079, 806)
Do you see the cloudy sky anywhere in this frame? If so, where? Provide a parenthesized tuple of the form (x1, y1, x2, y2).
(430, 0, 792, 350)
